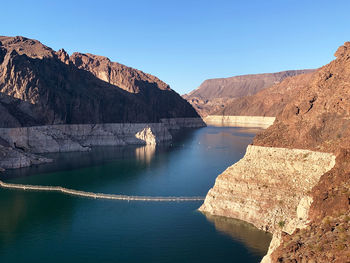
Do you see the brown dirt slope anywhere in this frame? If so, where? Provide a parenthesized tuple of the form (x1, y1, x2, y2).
(254, 42, 350, 262)
(0, 36, 199, 127)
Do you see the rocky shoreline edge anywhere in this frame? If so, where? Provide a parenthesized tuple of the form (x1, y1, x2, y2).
(199, 145, 336, 263)
(204, 115, 276, 128)
(0, 118, 205, 172)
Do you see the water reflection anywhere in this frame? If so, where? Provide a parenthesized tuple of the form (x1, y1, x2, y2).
(135, 144, 156, 164)
(0, 190, 76, 251)
(0, 127, 270, 263)
(203, 212, 272, 257)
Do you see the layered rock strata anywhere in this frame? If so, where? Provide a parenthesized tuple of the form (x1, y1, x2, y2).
(204, 115, 275, 128)
(0, 145, 51, 170)
(0, 118, 204, 171)
(201, 42, 350, 262)
(0, 123, 171, 153)
(200, 145, 336, 262)
(199, 146, 335, 233)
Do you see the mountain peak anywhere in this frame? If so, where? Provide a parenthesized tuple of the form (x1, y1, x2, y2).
(334, 41, 350, 58)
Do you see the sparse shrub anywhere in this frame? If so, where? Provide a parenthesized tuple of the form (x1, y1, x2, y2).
(322, 216, 331, 225)
(337, 226, 345, 233)
(278, 220, 285, 228)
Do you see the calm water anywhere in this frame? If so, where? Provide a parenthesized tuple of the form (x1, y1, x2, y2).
(0, 126, 271, 263)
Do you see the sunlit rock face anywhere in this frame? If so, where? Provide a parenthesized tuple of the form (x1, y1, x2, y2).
(0, 35, 201, 127)
(199, 145, 335, 234)
(201, 42, 350, 263)
(183, 70, 314, 117)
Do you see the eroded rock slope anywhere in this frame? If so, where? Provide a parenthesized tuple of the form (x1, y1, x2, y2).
(0, 36, 204, 171)
(0, 35, 200, 126)
(184, 70, 314, 116)
(201, 42, 350, 262)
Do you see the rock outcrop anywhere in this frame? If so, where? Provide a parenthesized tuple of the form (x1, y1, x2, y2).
(200, 146, 335, 233)
(0, 144, 51, 170)
(201, 42, 350, 262)
(213, 72, 314, 117)
(184, 70, 314, 116)
(0, 123, 172, 153)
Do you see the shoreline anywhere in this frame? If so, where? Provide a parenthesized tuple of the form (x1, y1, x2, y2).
(204, 115, 275, 128)
(0, 118, 205, 172)
(199, 145, 336, 263)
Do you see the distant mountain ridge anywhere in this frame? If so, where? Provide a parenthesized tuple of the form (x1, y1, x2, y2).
(183, 69, 315, 116)
(213, 71, 315, 117)
(0, 36, 200, 127)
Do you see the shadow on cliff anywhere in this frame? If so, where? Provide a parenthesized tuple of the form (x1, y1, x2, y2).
(0, 47, 199, 128)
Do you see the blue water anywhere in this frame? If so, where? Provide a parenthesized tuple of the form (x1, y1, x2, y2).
(0, 126, 271, 263)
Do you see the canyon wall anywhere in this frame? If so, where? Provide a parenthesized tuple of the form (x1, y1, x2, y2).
(199, 146, 335, 233)
(0, 36, 200, 127)
(0, 118, 205, 170)
(199, 146, 336, 262)
(184, 70, 314, 116)
(204, 115, 275, 128)
(201, 42, 350, 262)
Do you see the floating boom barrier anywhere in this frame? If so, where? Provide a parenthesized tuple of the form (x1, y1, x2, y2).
(0, 180, 204, 202)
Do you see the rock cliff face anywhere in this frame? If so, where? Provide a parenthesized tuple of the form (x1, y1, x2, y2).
(0, 36, 200, 126)
(0, 36, 205, 171)
(183, 70, 314, 116)
(201, 42, 350, 262)
(0, 144, 52, 169)
(0, 123, 172, 153)
(200, 146, 335, 233)
(213, 72, 314, 117)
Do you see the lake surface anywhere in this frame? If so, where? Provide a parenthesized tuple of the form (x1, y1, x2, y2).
(0, 126, 271, 263)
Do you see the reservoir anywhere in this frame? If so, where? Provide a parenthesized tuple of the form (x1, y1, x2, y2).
(0, 126, 271, 263)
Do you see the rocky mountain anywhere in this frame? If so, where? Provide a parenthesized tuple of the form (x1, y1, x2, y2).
(253, 41, 350, 263)
(213, 71, 314, 117)
(0, 36, 200, 127)
(200, 42, 350, 263)
(183, 70, 314, 116)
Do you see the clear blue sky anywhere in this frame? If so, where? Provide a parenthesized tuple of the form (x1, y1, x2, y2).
(2, 0, 350, 94)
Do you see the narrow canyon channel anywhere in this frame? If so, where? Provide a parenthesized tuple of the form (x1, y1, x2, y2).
(0, 126, 271, 263)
